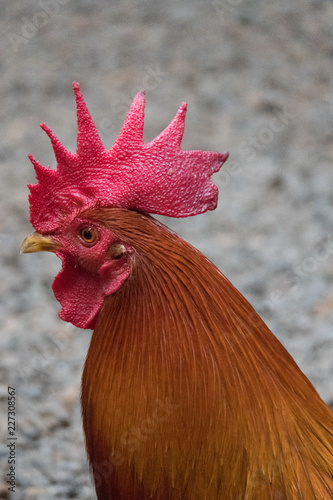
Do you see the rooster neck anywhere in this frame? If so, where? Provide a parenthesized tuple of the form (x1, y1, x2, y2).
(83, 210, 314, 406)
(80, 208, 333, 500)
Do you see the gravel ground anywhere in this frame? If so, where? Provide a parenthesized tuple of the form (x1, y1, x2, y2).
(0, 1, 333, 498)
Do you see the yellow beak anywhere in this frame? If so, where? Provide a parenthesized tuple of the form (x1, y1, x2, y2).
(20, 232, 60, 254)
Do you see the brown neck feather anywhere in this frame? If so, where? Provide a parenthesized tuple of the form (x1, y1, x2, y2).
(81, 208, 333, 500)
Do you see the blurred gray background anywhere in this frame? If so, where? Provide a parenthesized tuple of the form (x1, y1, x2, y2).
(0, 1, 332, 498)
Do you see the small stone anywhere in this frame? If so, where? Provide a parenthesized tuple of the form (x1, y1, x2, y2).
(24, 487, 48, 499)
(61, 384, 80, 412)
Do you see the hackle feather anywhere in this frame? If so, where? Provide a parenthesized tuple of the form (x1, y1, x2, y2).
(81, 208, 333, 500)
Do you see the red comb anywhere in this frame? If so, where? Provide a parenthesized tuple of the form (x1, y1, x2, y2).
(28, 82, 229, 232)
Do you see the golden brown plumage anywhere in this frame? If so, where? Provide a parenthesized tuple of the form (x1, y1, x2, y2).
(81, 207, 333, 500)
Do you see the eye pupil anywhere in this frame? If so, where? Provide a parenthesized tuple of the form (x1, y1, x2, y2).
(83, 230, 92, 241)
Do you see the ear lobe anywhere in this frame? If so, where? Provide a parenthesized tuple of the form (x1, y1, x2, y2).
(98, 258, 131, 297)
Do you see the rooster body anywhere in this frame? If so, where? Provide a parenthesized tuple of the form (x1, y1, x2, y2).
(83, 208, 333, 499)
(21, 84, 333, 499)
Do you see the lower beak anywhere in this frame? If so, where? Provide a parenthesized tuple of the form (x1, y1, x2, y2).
(20, 232, 60, 254)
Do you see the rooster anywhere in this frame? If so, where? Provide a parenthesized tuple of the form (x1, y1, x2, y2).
(21, 83, 333, 499)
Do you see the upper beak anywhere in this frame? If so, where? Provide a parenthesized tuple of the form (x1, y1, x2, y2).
(20, 232, 60, 254)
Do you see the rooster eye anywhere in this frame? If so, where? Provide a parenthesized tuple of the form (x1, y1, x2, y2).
(79, 226, 99, 246)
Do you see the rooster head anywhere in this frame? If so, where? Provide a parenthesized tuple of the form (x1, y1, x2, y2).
(21, 82, 228, 329)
